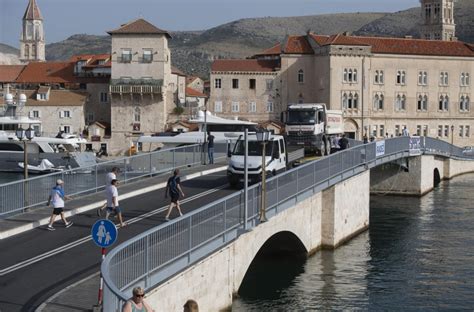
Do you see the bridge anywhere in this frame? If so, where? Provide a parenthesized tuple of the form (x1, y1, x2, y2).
(101, 136, 474, 311)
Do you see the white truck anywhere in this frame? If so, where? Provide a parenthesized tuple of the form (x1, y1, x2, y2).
(227, 134, 304, 187)
(284, 103, 344, 155)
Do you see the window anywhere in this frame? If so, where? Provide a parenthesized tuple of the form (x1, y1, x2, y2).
(63, 126, 71, 134)
(232, 79, 239, 89)
(134, 107, 141, 123)
(396, 70, 406, 85)
(459, 125, 464, 137)
(214, 101, 222, 113)
(371, 125, 377, 138)
(231, 101, 239, 112)
(298, 69, 304, 83)
(100, 92, 108, 103)
(395, 125, 401, 136)
(444, 125, 449, 137)
(438, 125, 443, 137)
(461, 73, 470, 86)
(266, 79, 273, 91)
(439, 72, 449, 86)
(266, 102, 273, 112)
(438, 95, 449, 111)
(425, 4, 431, 20)
(417, 125, 422, 136)
(459, 95, 470, 112)
(466, 126, 470, 137)
(215, 78, 222, 89)
(343, 68, 358, 83)
(423, 125, 428, 137)
(249, 79, 256, 90)
(248, 102, 256, 113)
(39, 93, 47, 100)
(342, 92, 358, 109)
(418, 71, 428, 85)
(374, 70, 384, 84)
(60, 110, 71, 118)
(120, 49, 132, 63)
(379, 125, 385, 137)
(33, 110, 39, 118)
(417, 94, 428, 111)
(142, 49, 152, 63)
(373, 93, 384, 110)
(395, 94, 406, 111)
(87, 112, 94, 122)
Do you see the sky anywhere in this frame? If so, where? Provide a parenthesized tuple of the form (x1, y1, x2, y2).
(0, 0, 420, 48)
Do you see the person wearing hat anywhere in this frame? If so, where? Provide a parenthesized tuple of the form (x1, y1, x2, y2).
(46, 179, 73, 231)
(97, 167, 121, 217)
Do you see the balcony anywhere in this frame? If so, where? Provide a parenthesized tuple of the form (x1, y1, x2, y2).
(109, 79, 163, 94)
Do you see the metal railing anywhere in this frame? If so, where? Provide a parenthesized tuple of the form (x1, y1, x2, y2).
(101, 137, 474, 311)
(0, 143, 230, 218)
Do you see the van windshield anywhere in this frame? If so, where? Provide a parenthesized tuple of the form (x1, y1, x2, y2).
(287, 110, 316, 124)
(233, 140, 275, 156)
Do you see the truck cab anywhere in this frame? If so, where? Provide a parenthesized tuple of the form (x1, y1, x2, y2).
(227, 134, 303, 187)
(284, 103, 343, 155)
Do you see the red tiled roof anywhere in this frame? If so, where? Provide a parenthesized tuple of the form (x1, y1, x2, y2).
(284, 36, 314, 54)
(107, 19, 171, 38)
(70, 54, 111, 68)
(255, 43, 281, 56)
(211, 59, 280, 72)
(0, 65, 26, 82)
(23, 0, 42, 20)
(16, 62, 77, 83)
(185, 87, 207, 98)
(0, 89, 87, 106)
(309, 33, 474, 57)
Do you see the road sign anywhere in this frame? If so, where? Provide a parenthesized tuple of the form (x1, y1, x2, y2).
(91, 219, 118, 248)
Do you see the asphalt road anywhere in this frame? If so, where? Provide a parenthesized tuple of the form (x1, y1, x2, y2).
(0, 172, 234, 312)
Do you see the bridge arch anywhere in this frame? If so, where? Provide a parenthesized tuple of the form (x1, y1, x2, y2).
(433, 168, 441, 187)
(238, 231, 307, 297)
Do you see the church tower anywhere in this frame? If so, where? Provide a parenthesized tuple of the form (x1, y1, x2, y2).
(20, 0, 45, 62)
(419, 0, 456, 41)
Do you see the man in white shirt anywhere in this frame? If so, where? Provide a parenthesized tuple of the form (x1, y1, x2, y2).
(97, 167, 120, 216)
(46, 179, 73, 231)
(106, 179, 125, 227)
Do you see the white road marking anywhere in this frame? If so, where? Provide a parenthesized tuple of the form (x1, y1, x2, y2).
(0, 185, 227, 276)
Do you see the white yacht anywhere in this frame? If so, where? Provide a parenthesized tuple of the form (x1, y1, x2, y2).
(138, 111, 258, 149)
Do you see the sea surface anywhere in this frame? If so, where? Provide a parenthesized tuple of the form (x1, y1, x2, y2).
(233, 174, 474, 311)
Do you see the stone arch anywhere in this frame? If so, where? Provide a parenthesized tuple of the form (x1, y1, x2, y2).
(433, 168, 441, 187)
(237, 231, 307, 297)
(344, 118, 359, 139)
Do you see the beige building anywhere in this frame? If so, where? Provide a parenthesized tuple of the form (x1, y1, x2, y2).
(210, 33, 473, 146)
(107, 19, 173, 154)
(20, 0, 45, 62)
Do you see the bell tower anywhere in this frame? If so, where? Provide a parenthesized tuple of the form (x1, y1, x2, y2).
(20, 0, 45, 62)
(419, 0, 456, 41)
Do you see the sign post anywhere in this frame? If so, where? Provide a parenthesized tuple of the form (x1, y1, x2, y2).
(91, 219, 118, 308)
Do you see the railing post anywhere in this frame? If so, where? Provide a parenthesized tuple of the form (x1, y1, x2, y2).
(95, 164, 98, 192)
(145, 235, 150, 288)
(149, 152, 153, 177)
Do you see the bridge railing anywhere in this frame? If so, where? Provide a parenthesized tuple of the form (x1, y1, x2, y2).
(0, 142, 230, 218)
(101, 136, 474, 310)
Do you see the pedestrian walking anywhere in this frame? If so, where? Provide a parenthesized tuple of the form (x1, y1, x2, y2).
(97, 167, 120, 216)
(339, 134, 349, 150)
(106, 179, 125, 227)
(207, 131, 215, 164)
(402, 126, 409, 136)
(46, 179, 73, 231)
(164, 169, 185, 221)
(122, 287, 155, 312)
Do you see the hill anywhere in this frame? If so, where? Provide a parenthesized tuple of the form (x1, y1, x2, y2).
(1, 1, 472, 77)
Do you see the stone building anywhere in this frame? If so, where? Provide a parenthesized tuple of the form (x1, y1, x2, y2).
(107, 19, 173, 155)
(20, 0, 45, 62)
(420, 0, 456, 41)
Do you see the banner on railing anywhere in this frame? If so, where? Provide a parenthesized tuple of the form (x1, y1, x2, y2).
(409, 136, 422, 156)
(376, 140, 385, 157)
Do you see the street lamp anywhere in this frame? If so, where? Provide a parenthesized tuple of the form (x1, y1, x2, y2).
(256, 129, 270, 222)
(16, 126, 35, 180)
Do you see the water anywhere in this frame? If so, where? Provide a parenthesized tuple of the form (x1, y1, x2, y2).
(0, 173, 25, 184)
(233, 174, 474, 311)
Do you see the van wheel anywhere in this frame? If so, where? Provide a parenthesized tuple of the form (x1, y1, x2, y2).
(317, 140, 325, 156)
(324, 138, 331, 156)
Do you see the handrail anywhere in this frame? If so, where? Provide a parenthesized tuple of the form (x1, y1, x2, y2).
(101, 137, 474, 310)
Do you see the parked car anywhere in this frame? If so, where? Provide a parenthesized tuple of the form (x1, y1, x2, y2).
(462, 146, 474, 156)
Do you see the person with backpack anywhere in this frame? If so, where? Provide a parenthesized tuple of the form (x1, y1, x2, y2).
(164, 169, 185, 221)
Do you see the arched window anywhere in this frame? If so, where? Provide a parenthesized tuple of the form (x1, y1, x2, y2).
(374, 94, 383, 110)
(417, 95, 423, 110)
(348, 69, 353, 82)
(32, 44, 36, 59)
(342, 93, 348, 109)
(423, 72, 428, 85)
(401, 95, 406, 111)
(297, 69, 304, 83)
(395, 95, 401, 111)
(134, 106, 141, 123)
(418, 72, 423, 85)
(439, 95, 444, 110)
(423, 95, 428, 110)
(375, 71, 379, 84)
(380, 71, 384, 84)
(343, 69, 348, 82)
(24, 44, 30, 59)
(373, 94, 379, 110)
(353, 69, 358, 82)
(348, 93, 353, 109)
(461, 73, 466, 86)
(443, 95, 449, 111)
(353, 93, 359, 109)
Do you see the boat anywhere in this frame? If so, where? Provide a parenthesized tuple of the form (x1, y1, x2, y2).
(17, 159, 64, 174)
(138, 111, 259, 149)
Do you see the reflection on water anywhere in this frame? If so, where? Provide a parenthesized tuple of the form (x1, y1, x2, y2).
(233, 174, 474, 311)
